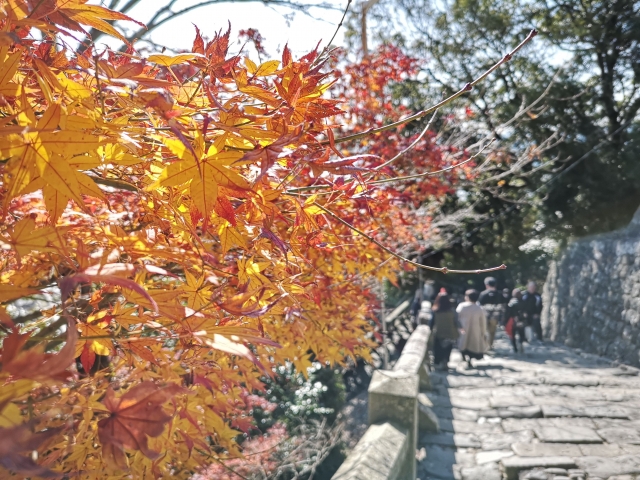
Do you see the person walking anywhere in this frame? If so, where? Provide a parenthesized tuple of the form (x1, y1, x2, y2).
(411, 282, 435, 326)
(503, 287, 512, 303)
(429, 289, 460, 371)
(521, 281, 543, 341)
(457, 289, 487, 369)
(478, 277, 507, 349)
(506, 288, 526, 354)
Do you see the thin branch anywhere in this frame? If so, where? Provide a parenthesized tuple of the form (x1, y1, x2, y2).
(313, 0, 352, 66)
(419, 118, 636, 262)
(315, 202, 506, 274)
(370, 140, 494, 185)
(284, 138, 493, 195)
(323, 29, 538, 146)
(123, 0, 338, 47)
(374, 109, 439, 171)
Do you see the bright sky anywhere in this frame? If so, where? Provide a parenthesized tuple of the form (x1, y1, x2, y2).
(94, 0, 349, 58)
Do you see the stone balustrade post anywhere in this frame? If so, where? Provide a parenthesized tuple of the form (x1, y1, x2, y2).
(332, 324, 432, 480)
(368, 369, 419, 479)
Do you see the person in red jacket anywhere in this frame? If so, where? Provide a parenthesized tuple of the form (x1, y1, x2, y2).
(506, 289, 526, 353)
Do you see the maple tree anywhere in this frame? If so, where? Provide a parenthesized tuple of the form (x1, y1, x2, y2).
(0, 1, 534, 477)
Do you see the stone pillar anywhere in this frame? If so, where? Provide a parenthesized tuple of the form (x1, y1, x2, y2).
(368, 369, 419, 479)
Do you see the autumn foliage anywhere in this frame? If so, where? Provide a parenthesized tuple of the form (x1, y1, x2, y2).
(0, 0, 525, 477)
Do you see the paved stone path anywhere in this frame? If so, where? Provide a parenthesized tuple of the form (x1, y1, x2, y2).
(418, 333, 640, 480)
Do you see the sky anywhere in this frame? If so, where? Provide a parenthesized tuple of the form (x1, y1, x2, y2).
(92, 0, 349, 58)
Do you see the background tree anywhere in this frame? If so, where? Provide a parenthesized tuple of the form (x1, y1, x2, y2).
(352, 0, 640, 292)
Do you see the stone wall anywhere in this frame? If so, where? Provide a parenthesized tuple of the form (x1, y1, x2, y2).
(542, 207, 640, 367)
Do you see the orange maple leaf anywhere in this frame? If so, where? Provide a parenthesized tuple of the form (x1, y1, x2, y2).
(97, 382, 185, 470)
(1, 316, 77, 381)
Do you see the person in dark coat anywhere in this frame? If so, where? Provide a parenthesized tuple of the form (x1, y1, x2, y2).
(478, 277, 507, 349)
(429, 289, 460, 371)
(506, 289, 526, 353)
(521, 281, 543, 341)
(503, 288, 511, 303)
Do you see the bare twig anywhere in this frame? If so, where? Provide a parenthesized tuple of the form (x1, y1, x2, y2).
(374, 109, 439, 171)
(370, 139, 494, 185)
(322, 29, 538, 146)
(313, 0, 352, 67)
(315, 202, 506, 274)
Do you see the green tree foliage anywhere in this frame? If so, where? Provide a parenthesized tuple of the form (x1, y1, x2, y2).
(355, 0, 640, 290)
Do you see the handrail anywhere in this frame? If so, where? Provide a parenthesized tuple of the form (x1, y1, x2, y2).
(331, 325, 438, 480)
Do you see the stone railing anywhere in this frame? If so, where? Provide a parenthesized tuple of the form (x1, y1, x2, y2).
(332, 325, 438, 480)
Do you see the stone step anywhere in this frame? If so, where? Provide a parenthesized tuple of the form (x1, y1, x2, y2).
(501, 456, 577, 480)
(416, 336, 640, 480)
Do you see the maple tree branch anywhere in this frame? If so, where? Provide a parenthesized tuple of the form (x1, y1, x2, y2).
(79, 0, 338, 53)
(370, 140, 494, 185)
(283, 139, 492, 195)
(374, 109, 439, 171)
(126, 0, 338, 47)
(313, 0, 352, 67)
(196, 450, 250, 480)
(314, 203, 506, 274)
(323, 29, 538, 146)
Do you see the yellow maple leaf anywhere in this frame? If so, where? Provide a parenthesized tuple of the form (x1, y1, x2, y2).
(1, 218, 65, 260)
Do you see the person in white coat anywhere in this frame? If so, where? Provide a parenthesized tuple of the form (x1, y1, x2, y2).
(457, 289, 487, 368)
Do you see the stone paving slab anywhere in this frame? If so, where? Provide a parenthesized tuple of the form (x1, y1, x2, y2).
(420, 432, 481, 448)
(512, 443, 583, 457)
(460, 464, 502, 480)
(425, 395, 491, 410)
(541, 405, 631, 419)
(490, 396, 532, 408)
(574, 455, 640, 478)
(593, 419, 632, 429)
(534, 426, 603, 444)
(597, 428, 640, 445)
(480, 430, 535, 451)
(449, 388, 494, 399)
(579, 444, 624, 457)
(432, 406, 479, 421)
(497, 376, 545, 386)
(502, 456, 577, 480)
(417, 336, 640, 480)
(476, 450, 513, 465)
(501, 418, 542, 432)
(501, 418, 599, 433)
(551, 418, 598, 429)
(443, 376, 498, 388)
(541, 377, 600, 387)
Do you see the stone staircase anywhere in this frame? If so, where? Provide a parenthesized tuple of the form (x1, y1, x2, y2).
(419, 333, 640, 480)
